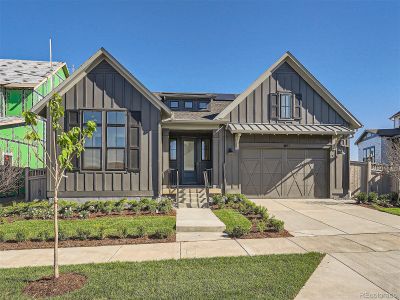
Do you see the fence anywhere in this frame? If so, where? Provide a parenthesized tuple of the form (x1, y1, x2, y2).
(25, 168, 46, 201)
(350, 161, 398, 196)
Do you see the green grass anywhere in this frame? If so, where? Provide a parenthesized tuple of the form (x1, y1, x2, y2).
(372, 204, 400, 216)
(0, 253, 324, 299)
(213, 209, 252, 232)
(0, 216, 176, 241)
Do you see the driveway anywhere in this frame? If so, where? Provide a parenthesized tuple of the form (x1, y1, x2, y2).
(253, 198, 400, 300)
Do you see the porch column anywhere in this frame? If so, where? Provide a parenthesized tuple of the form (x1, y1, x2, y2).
(162, 129, 170, 187)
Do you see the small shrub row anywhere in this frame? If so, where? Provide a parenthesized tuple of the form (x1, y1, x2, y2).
(0, 225, 174, 243)
(354, 192, 399, 207)
(0, 197, 174, 220)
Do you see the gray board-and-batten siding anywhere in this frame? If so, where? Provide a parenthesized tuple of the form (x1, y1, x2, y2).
(47, 60, 161, 198)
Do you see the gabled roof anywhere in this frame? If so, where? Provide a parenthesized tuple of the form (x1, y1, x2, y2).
(390, 110, 400, 120)
(355, 128, 400, 144)
(31, 48, 171, 115)
(0, 59, 66, 88)
(215, 51, 362, 129)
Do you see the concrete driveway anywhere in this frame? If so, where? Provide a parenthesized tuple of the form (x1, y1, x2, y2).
(253, 199, 400, 300)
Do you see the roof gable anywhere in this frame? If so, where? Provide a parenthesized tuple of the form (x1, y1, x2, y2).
(31, 48, 171, 115)
(216, 52, 362, 129)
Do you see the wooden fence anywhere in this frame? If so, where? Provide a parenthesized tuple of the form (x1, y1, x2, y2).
(25, 168, 47, 201)
(350, 161, 398, 196)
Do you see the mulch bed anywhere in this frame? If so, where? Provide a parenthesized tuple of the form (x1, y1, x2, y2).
(23, 272, 87, 298)
(241, 229, 292, 239)
(0, 235, 176, 251)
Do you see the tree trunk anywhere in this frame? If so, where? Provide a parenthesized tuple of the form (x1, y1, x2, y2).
(54, 190, 59, 279)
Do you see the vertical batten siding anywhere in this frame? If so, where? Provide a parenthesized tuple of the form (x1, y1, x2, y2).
(48, 59, 160, 199)
(229, 62, 347, 127)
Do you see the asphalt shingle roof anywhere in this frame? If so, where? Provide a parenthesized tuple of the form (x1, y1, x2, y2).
(0, 59, 64, 86)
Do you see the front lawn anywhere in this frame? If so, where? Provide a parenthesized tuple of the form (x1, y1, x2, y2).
(0, 253, 324, 299)
(213, 209, 252, 232)
(372, 204, 400, 216)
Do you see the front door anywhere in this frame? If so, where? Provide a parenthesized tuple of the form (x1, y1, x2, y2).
(182, 139, 197, 184)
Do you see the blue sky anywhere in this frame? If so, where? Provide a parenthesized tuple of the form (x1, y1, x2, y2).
(1, 0, 399, 159)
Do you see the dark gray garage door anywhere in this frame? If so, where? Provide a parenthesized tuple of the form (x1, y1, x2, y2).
(240, 148, 328, 198)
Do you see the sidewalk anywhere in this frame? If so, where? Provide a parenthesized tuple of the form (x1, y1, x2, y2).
(1, 233, 399, 298)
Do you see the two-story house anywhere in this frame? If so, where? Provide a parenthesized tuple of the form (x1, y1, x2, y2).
(0, 59, 69, 168)
(355, 111, 400, 164)
(31, 48, 361, 201)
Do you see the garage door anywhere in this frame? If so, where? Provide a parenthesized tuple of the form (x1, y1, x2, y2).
(240, 148, 328, 198)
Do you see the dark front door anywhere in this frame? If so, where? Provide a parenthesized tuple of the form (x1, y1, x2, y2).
(182, 138, 197, 184)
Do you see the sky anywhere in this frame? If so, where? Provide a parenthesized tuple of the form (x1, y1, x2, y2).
(0, 0, 399, 160)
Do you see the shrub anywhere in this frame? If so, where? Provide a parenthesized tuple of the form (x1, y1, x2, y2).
(0, 217, 7, 224)
(76, 228, 91, 240)
(138, 198, 158, 213)
(118, 226, 129, 239)
(96, 226, 107, 240)
(58, 228, 69, 241)
(368, 192, 378, 203)
(378, 194, 390, 201)
(227, 225, 250, 238)
(152, 228, 173, 239)
(268, 217, 284, 232)
(128, 200, 140, 213)
(15, 231, 27, 242)
(37, 230, 51, 242)
(212, 194, 225, 207)
(355, 192, 368, 204)
(114, 199, 127, 213)
(79, 210, 90, 219)
(255, 206, 269, 220)
(136, 225, 146, 238)
(101, 201, 115, 214)
(256, 220, 267, 233)
(59, 206, 74, 218)
(158, 198, 173, 213)
(0, 231, 6, 242)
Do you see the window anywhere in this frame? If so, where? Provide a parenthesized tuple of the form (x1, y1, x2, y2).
(82, 111, 102, 170)
(199, 102, 208, 110)
(169, 101, 179, 109)
(201, 139, 211, 161)
(363, 146, 375, 163)
(128, 111, 141, 171)
(106, 111, 126, 170)
(169, 139, 177, 160)
(184, 101, 193, 109)
(280, 94, 292, 119)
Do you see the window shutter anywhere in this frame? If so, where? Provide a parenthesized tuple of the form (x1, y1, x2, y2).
(293, 93, 302, 119)
(66, 110, 80, 171)
(269, 93, 279, 120)
(128, 111, 141, 172)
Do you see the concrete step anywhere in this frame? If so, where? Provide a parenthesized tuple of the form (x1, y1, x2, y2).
(176, 208, 226, 233)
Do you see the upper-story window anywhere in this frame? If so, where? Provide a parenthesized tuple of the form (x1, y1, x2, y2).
(363, 146, 375, 163)
(184, 101, 193, 109)
(199, 102, 208, 110)
(83, 111, 102, 170)
(280, 94, 292, 119)
(169, 101, 179, 109)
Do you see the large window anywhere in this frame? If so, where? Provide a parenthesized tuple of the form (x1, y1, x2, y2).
(169, 101, 179, 109)
(363, 146, 375, 163)
(106, 111, 126, 170)
(82, 111, 102, 170)
(169, 139, 177, 160)
(201, 139, 211, 161)
(280, 94, 292, 119)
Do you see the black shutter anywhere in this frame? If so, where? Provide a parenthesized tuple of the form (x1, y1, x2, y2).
(269, 93, 279, 120)
(293, 93, 302, 119)
(128, 111, 141, 172)
(67, 110, 80, 171)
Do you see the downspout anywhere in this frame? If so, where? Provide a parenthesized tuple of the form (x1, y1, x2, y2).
(223, 125, 227, 195)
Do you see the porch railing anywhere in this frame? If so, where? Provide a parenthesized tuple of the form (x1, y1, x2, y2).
(168, 169, 179, 205)
(203, 168, 212, 207)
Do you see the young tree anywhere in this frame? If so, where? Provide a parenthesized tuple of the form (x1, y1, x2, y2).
(23, 94, 96, 279)
(384, 137, 400, 201)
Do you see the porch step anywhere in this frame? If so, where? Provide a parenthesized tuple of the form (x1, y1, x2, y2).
(177, 187, 209, 208)
(176, 208, 226, 233)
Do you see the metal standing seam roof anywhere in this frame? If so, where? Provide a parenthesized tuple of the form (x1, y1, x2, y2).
(0, 59, 64, 86)
(0, 116, 25, 127)
(227, 123, 354, 135)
